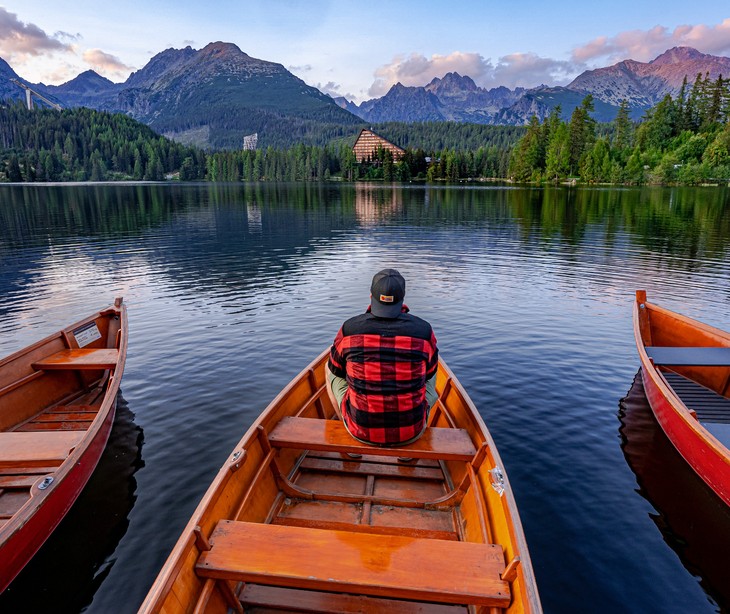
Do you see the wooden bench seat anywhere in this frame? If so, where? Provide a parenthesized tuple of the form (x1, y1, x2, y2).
(268, 417, 476, 462)
(32, 348, 118, 370)
(646, 346, 730, 366)
(0, 431, 84, 468)
(197, 520, 510, 608)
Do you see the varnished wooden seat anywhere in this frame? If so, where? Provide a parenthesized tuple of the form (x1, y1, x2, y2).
(0, 431, 84, 468)
(268, 417, 477, 461)
(196, 520, 510, 608)
(32, 348, 118, 370)
(646, 346, 730, 366)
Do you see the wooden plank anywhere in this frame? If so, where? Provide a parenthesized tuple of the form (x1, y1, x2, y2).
(0, 431, 84, 467)
(33, 412, 97, 422)
(299, 457, 444, 481)
(197, 521, 509, 607)
(16, 421, 91, 432)
(646, 346, 730, 366)
(269, 417, 476, 462)
(0, 475, 39, 489)
(46, 405, 98, 414)
(0, 466, 58, 476)
(239, 583, 468, 613)
(32, 348, 118, 370)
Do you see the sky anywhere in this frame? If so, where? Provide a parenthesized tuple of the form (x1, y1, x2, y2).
(1, 1, 730, 103)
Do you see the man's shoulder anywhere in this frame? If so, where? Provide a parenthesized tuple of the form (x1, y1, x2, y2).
(340, 311, 434, 340)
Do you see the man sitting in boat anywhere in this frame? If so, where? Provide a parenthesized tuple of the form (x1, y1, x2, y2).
(326, 269, 439, 445)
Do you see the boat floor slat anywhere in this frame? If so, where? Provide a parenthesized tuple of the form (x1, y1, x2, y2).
(238, 583, 468, 613)
(16, 422, 91, 432)
(664, 371, 730, 423)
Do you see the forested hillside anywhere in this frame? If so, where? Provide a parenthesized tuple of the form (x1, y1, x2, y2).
(508, 74, 730, 184)
(0, 105, 206, 181)
(3, 76, 730, 186)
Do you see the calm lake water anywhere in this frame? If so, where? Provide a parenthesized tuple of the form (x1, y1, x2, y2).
(0, 182, 729, 613)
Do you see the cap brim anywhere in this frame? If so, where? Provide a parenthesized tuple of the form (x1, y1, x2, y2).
(370, 298, 403, 318)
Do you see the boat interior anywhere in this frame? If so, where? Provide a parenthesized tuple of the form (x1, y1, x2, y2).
(0, 314, 120, 532)
(169, 361, 530, 614)
(641, 300, 730, 449)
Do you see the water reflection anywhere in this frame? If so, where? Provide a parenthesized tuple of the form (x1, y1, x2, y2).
(0, 394, 144, 613)
(619, 373, 730, 611)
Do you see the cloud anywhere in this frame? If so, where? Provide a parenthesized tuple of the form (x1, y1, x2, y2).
(368, 51, 582, 96)
(573, 19, 730, 63)
(82, 48, 133, 78)
(0, 7, 72, 58)
(289, 64, 313, 72)
(315, 80, 357, 101)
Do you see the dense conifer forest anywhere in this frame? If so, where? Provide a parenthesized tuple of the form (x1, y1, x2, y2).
(2, 74, 730, 186)
(0, 105, 206, 181)
(508, 74, 730, 185)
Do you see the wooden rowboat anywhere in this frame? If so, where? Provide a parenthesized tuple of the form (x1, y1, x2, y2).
(141, 350, 541, 613)
(633, 290, 730, 506)
(0, 299, 127, 592)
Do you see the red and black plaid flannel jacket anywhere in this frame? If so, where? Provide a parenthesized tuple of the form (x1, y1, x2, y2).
(328, 305, 438, 445)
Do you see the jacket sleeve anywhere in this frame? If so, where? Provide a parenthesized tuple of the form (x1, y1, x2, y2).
(425, 329, 439, 380)
(327, 327, 347, 378)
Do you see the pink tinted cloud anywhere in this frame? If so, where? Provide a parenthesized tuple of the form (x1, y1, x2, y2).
(0, 7, 71, 58)
(368, 51, 581, 96)
(573, 19, 730, 63)
(82, 48, 133, 78)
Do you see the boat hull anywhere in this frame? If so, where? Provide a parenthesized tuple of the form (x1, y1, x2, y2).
(634, 292, 730, 507)
(0, 402, 116, 591)
(140, 350, 541, 613)
(0, 300, 127, 592)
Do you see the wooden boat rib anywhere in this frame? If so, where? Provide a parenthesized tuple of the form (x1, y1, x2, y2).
(140, 350, 541, 613)
(0, 299, 127, 592)
(633, 290, 730, 506)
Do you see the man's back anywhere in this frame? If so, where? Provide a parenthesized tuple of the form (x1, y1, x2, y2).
(329, 306, 438, 445)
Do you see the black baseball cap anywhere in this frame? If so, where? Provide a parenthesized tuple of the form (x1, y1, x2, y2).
(370, 269, 406, 318)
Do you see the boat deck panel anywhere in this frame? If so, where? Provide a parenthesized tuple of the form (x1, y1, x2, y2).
(32, 348, 118, 370)
(647, 346, 730, 366)
(197, 520, 509, 607)
(276, 452, 459, 539)
(663, 371, 730, 423)
(0, 431, 84, 468)
(269, 417, 477, 461)
(13, 404, 99, 433)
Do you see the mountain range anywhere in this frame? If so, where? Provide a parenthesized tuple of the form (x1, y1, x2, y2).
(2, 44, 729, 149)
(342, 47, 730, 125)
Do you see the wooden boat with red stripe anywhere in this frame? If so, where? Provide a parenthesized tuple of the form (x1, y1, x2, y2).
(0, 299, 127, 592)
(633, 290, 730, 506)
(140, 350, 541, 613)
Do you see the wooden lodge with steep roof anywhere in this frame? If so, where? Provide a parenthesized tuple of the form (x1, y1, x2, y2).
(352, 129, 405, 162)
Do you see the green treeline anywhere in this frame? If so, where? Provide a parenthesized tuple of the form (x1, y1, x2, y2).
(0, 105, 206, 182)
(508, 74, 730, 185)
(206, 142, 514, 182)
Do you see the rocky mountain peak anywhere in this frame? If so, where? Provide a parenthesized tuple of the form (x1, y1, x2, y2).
(426, 72, 478, 94)
(650, 46, 707, 66)
(199, 41, 250, 60)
